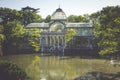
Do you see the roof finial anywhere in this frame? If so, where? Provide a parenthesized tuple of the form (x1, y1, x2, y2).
(59, 4, 60, 8)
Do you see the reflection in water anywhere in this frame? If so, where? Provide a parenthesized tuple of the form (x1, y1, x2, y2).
(26, 56, 78, 80)
(25, 55, 120, 80)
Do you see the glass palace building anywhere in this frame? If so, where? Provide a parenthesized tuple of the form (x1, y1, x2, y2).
(26, 8, 94, 51)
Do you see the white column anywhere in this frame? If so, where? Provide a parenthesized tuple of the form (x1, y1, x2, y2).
(58, 36, 59, 46)
(51, 36, 53, 46)
(62, 36, 63, 46)
(48, 36, 49, 46)
(50, 35, 51, 46)
(52, 36, 55, 46)
(53, 36, 55, 46)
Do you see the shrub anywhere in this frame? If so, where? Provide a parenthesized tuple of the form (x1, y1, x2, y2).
(0, 61, 27, 80)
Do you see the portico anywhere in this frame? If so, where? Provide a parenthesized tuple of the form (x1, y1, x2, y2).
(40, 33, 66, 47)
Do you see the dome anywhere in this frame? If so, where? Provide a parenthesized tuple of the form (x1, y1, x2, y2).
(51, 8, 67, 20)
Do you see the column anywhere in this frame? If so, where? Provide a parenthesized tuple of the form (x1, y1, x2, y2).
(53, 36, 55, 46)
(51, 36, 53, 46)
(62, 36, 63, 46)
(47, 36, 49, 46)
(50, 35, 51, 46)
(59, 36, 62, 46)
(58, 36, 59, 46)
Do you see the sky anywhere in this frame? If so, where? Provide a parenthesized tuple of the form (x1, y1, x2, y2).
(0, 0, 120, 18)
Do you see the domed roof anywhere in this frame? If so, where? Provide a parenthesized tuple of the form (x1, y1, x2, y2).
(51, 8, 67, 20)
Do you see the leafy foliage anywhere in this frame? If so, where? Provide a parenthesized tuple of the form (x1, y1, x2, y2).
(25, 28, 40, 52)
(67, 15, 90, 22)
(93, 6, 120, 55)
(44, 15, 51, 23)
(65, 29, 76, 47)
(2, 20, 25, 53)
(0, 61, 27, 80)
(0, 7, 22, 24)
(4, 20, 24, 38)
(0, 25, 4, 55)
(20, 6, 41, 26)
(0, 25, 4, 44)
(0, 7, 41, 54)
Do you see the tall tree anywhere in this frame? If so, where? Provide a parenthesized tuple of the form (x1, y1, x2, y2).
(3, 20, 24, 54)
(20, 6, 41, 26)
(94, 6, 120, 55)
(0, 7, 22, 24)
(0, 7, 42, 54)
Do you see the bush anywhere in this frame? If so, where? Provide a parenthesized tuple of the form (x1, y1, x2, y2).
(0, 61, 27, 80)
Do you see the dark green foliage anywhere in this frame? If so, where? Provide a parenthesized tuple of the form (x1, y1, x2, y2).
(93, 6, 120, 55)
(0, 6, 41, 26)
(45, 15, 51, 23)
(0, 25, 4, 56)
(20, 6, 41, 26)
(0, 25, 4, 45)
(0, 7, 22, 24)
(67, 15, 89, 22)
(0, 61, 27, 80)
(24, 28, 40, 52)
(65, 29, 76, 47)
(0, 7, 41, 54)
(2, 20, 24, 54)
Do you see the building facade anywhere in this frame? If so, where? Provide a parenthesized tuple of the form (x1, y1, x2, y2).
(26, 8, 94, 51)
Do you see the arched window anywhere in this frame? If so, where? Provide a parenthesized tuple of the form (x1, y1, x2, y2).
(50, 22, 64, 32)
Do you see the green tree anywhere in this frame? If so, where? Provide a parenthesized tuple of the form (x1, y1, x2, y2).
(83, 14, 90, 22)
(0, 25, 4, 44)
(0, 7, 42, 54)
(94, 6, 120, 55)
(45, 15, 51, 23)
(65, 29, 76, 47)
(24, 28, 40, 52)
(67, 15, 88, 22)
(0, 7, 22, 24)
(67, 15, 75, 22)
(3, 20, 24, 54)
(90, 11, 100, 25)
(0, 7, 42, 26)
(20, 6, 42, 26)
